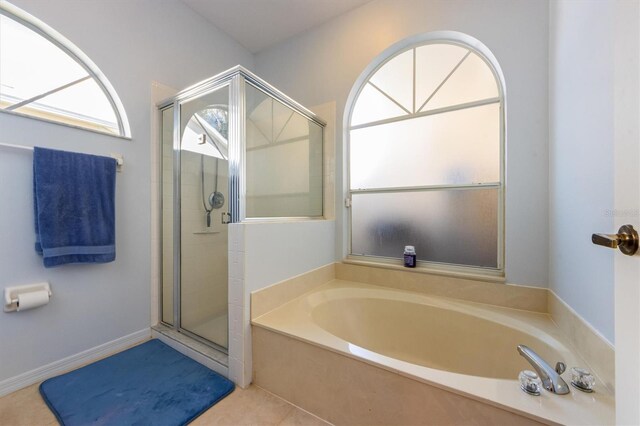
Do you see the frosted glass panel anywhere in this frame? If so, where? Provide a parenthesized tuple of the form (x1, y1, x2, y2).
(425, 52, 499, 110)
(351, 83, 407, 126)
(245, 84, 323, 218)
(415, 44, 468, 110)
(369, 49, 413, 112)
(350, 103, 500, 189)
(351, 189, 498, 268)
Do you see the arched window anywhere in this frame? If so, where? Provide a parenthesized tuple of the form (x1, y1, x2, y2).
(0, 3, 130, 137)
(346, 33, 505, 273)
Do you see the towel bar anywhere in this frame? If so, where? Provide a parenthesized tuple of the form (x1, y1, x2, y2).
(0, 142, 123, 172)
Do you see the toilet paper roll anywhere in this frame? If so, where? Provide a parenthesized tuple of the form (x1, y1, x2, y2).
(17, 290, 50, 311)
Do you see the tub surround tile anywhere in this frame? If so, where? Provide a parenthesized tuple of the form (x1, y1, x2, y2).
(252, 327, 544, 426)
(548, 290, 615, 393)
(251, 263, 335, 319)
(228, 222, 245, 254)
(335, 262, 548, 313)
(229, 277, 243, 306)
(228, 223, 248, 388)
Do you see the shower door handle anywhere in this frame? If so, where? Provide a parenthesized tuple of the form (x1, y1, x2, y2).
(221, 212, 231, 225)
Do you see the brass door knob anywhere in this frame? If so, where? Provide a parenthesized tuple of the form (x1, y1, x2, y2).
(592, 224, 639, 256)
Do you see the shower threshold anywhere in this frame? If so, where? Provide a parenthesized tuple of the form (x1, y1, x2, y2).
(151, 323, 229, 377)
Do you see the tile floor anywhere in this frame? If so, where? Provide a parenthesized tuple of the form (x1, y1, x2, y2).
(0, 383, 329, 426)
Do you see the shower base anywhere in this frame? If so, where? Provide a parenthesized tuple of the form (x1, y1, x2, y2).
(189, 313, 228, 349)
(151, 323, 228, 378)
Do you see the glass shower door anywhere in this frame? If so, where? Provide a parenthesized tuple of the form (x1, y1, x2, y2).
(178, 85, 230, 350)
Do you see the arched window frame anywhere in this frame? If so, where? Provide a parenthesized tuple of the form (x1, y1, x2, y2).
(344, 31, 506, 276)
(0, 1, 131, 138)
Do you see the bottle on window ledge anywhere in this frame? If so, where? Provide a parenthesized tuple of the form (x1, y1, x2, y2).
(404, 245, 416, 268)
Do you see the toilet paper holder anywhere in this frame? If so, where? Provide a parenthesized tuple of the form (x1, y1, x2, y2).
(4, 282, 52, 312)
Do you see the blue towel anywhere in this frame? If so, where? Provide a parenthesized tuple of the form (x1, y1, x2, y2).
(33, 147, 116, 267)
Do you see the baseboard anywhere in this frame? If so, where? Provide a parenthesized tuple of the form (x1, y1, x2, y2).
(0, 328, 151, 397)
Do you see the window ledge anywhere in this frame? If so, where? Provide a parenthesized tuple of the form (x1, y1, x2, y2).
(0, 109, 132, 141)
(343, 256, 505, 284)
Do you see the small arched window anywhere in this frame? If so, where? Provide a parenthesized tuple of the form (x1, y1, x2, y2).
(347, 34, 504, 273)
(0, 3, 130, 137)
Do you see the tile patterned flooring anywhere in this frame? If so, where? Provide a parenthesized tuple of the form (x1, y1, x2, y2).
(0, 383, 329, 426)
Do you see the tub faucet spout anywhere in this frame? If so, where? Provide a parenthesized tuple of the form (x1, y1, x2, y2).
(517, 344, 570, 395)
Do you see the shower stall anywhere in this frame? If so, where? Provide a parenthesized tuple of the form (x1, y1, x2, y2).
(158, 67, 324, 355)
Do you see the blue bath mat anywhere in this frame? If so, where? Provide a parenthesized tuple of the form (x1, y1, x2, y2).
(39, 339, 234, 426)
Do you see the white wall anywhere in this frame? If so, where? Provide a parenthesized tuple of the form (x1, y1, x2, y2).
(225, 99, 337, 387)
(244, 221, 335, 294)
(228, 220, 335, 387)
(254, 0, 550, 287)
(0, 0, 252, 384)
(549, 0, 615, 343)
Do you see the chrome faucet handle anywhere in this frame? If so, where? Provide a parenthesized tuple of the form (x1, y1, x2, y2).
(517, 344, 570, 395)
(555, 362, 566, 375)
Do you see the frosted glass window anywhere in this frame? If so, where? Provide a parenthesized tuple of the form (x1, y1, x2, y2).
(415, 44, 468, 111)
(369, 50, 413, 112)
(29, 78, 118, 129)
(350, 103, 500, 189)
(0, 15, 86, 101)
(245, 84, 323, 218)
(348, 39, 503, 271)
(0, 10, 128, 136)
(424, 52, 499, 111)
(351, 83, 407, 126)
(351, 190, 498, 268)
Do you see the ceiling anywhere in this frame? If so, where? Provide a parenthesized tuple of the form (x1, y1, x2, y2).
(181, 0, 372, 53)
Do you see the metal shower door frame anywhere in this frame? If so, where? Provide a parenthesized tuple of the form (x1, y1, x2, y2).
(157, 66, 326, 352)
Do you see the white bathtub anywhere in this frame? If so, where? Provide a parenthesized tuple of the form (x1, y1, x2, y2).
(252, 280, 614, 425)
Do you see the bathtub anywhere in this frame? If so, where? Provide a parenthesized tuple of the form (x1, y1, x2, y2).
(251, 280, 614, 425)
